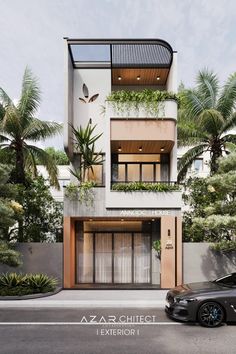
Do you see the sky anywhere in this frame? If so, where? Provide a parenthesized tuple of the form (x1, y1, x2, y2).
(0, 0, 236, 149)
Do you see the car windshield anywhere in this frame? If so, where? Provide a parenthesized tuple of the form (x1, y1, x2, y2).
(213, 273, 236, 288)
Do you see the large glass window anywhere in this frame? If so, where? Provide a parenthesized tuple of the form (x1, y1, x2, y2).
(111, 154, 169, 183)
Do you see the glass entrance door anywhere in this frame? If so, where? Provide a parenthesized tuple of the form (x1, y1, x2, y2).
(76, 228, 151, 285)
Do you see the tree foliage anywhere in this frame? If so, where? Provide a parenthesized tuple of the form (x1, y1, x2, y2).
(9, 176, 63, 243)
(0, 67, 62, 188)
(184, 151, 236, 250)
(178, 69, 236, 181)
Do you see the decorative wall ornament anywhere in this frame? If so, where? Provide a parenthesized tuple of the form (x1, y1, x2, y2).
(79, 83, 99, 103)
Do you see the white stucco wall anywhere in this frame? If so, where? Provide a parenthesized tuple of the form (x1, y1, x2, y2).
(73, 69, 111, 152)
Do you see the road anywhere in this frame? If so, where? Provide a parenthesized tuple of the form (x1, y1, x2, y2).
(0, 308, 235, 354)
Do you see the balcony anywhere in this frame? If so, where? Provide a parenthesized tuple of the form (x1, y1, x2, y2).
(106, 99, 177, 120)
(106, 181, 182, 209)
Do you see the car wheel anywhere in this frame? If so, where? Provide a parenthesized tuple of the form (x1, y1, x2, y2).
(197, 302, 224, 327)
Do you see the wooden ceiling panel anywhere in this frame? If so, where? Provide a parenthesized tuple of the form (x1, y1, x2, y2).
(111, 140, 174, 153)
(112, 68, 169, 85)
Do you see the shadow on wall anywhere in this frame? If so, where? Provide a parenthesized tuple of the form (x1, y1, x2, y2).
(201, 248, 236, 280)
(0, 243, 63, 285)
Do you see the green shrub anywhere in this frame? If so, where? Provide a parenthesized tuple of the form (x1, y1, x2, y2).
(111, 182, 180, 192)
(25, 273, 57, 292)
(0, 273, 26, 287)
(210, 240, 236, 252)
(0, 273, 58, 296)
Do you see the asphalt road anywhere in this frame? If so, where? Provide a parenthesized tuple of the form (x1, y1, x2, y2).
(0, 308, 235, 354)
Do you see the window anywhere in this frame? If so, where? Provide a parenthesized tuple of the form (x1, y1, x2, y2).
(87, 164, 103, 185)
(193, 158, 203, 172)
(111, 154, 169, 183)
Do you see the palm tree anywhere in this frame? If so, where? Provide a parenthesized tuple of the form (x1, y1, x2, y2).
(178, 69, 236, 181)
(71, 122, 104, 182)
(0, 67, 62, 187)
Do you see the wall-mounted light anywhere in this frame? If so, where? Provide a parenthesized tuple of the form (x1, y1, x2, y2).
(118, 146, 122, 152)
(156, 76, 160, 81)
(89, 118, 92, 124)
(168, 229, 171, 237)
(118, 76, 122, 81)
(138, 146, 142, 152)
(161, 147, 165, 152)
(136, 76, 141, 81)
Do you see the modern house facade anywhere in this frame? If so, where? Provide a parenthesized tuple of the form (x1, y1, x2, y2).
(63, 39, 182, 289)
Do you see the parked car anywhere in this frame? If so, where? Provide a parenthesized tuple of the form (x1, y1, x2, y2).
(165, 273, 236, 327)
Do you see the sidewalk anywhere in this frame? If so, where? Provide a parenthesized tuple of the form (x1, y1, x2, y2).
(0, 290, 167, 308)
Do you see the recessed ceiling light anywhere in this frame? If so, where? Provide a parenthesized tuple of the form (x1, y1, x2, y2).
(121, 219, 124, 222)
(118, 76, 122, 81)
(138, 146, 142, 152)
(89, 218, 93, 221)
(136, 76, 141, 81)
(161, 147, 165, 152)
(157, 76, 160, 81)
(118, 146, 122, 152)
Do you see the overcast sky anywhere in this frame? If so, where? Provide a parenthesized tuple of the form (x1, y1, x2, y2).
(0, 0, 236, 149)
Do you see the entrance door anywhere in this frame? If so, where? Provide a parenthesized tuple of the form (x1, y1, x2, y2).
(76, 231, 151, 284)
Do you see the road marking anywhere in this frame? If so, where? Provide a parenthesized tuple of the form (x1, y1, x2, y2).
(0, 322, 182, 326)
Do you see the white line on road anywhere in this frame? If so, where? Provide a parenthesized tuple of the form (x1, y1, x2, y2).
(0, 322, 182, 326)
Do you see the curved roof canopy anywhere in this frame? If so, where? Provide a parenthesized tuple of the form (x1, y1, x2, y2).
(67, 39, 173, 68)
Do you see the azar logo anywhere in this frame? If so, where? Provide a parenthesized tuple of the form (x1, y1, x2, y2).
(79, 83, 99, 103)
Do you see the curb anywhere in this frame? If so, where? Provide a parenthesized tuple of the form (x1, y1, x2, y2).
(0, 300, 166, 308)
(0, 287, 62, 301)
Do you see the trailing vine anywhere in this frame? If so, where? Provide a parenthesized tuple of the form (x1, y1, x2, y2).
(65, 181, 96, 206)
(106, 89, 178, 117)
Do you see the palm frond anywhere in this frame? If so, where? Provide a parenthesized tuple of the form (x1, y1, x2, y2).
(1, 106, 21, 137)
(18, 67, 41, 120)
(177, 108, 206, 146)
(177, 144, 208, 182)
(219, 112, 236, 135)
(196, 69, 219, 108)
(184, 89, 205, 118)
(221, 134, 236, 145)
(0, 88, 14, 108)
(25, 144, 59, 189)
(198, 109, 224, 136)
(22, 118, 62, 141)
(217, 72, 236, 119)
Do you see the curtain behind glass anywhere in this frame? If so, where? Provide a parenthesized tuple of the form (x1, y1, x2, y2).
(134, 233, 150, 283)
(114, 233, 132, 283)
(76, 233, 93, 283)
(95, 233, 112, 283)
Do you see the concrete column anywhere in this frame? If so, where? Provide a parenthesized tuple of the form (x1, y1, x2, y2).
(63, 217, 75, 288)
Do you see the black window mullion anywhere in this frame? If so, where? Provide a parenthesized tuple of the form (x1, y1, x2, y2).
(132, 233, 134, 283)
(93, 233, 95, 283)
(112, 233, 114, 284)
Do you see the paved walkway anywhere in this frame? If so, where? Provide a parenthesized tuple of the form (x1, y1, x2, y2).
(0, 290, 167, 308)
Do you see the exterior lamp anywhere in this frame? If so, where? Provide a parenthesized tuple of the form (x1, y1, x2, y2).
(118, 76, 122, 81)
(138, 146, 142, 152)
(156, 76, 160, 81)
(136, 76, 141, 81)
(161, 147, 165, 152)
(118, 146, 122, 152)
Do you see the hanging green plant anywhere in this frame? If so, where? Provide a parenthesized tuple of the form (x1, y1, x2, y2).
(65, 181, 96, 206)
(106, 89, 178, 117)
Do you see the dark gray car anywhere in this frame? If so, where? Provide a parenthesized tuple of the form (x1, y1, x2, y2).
(165, 272, 236, 327)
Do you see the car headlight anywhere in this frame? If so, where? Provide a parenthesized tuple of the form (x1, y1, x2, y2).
(176, 298, 196, 305)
